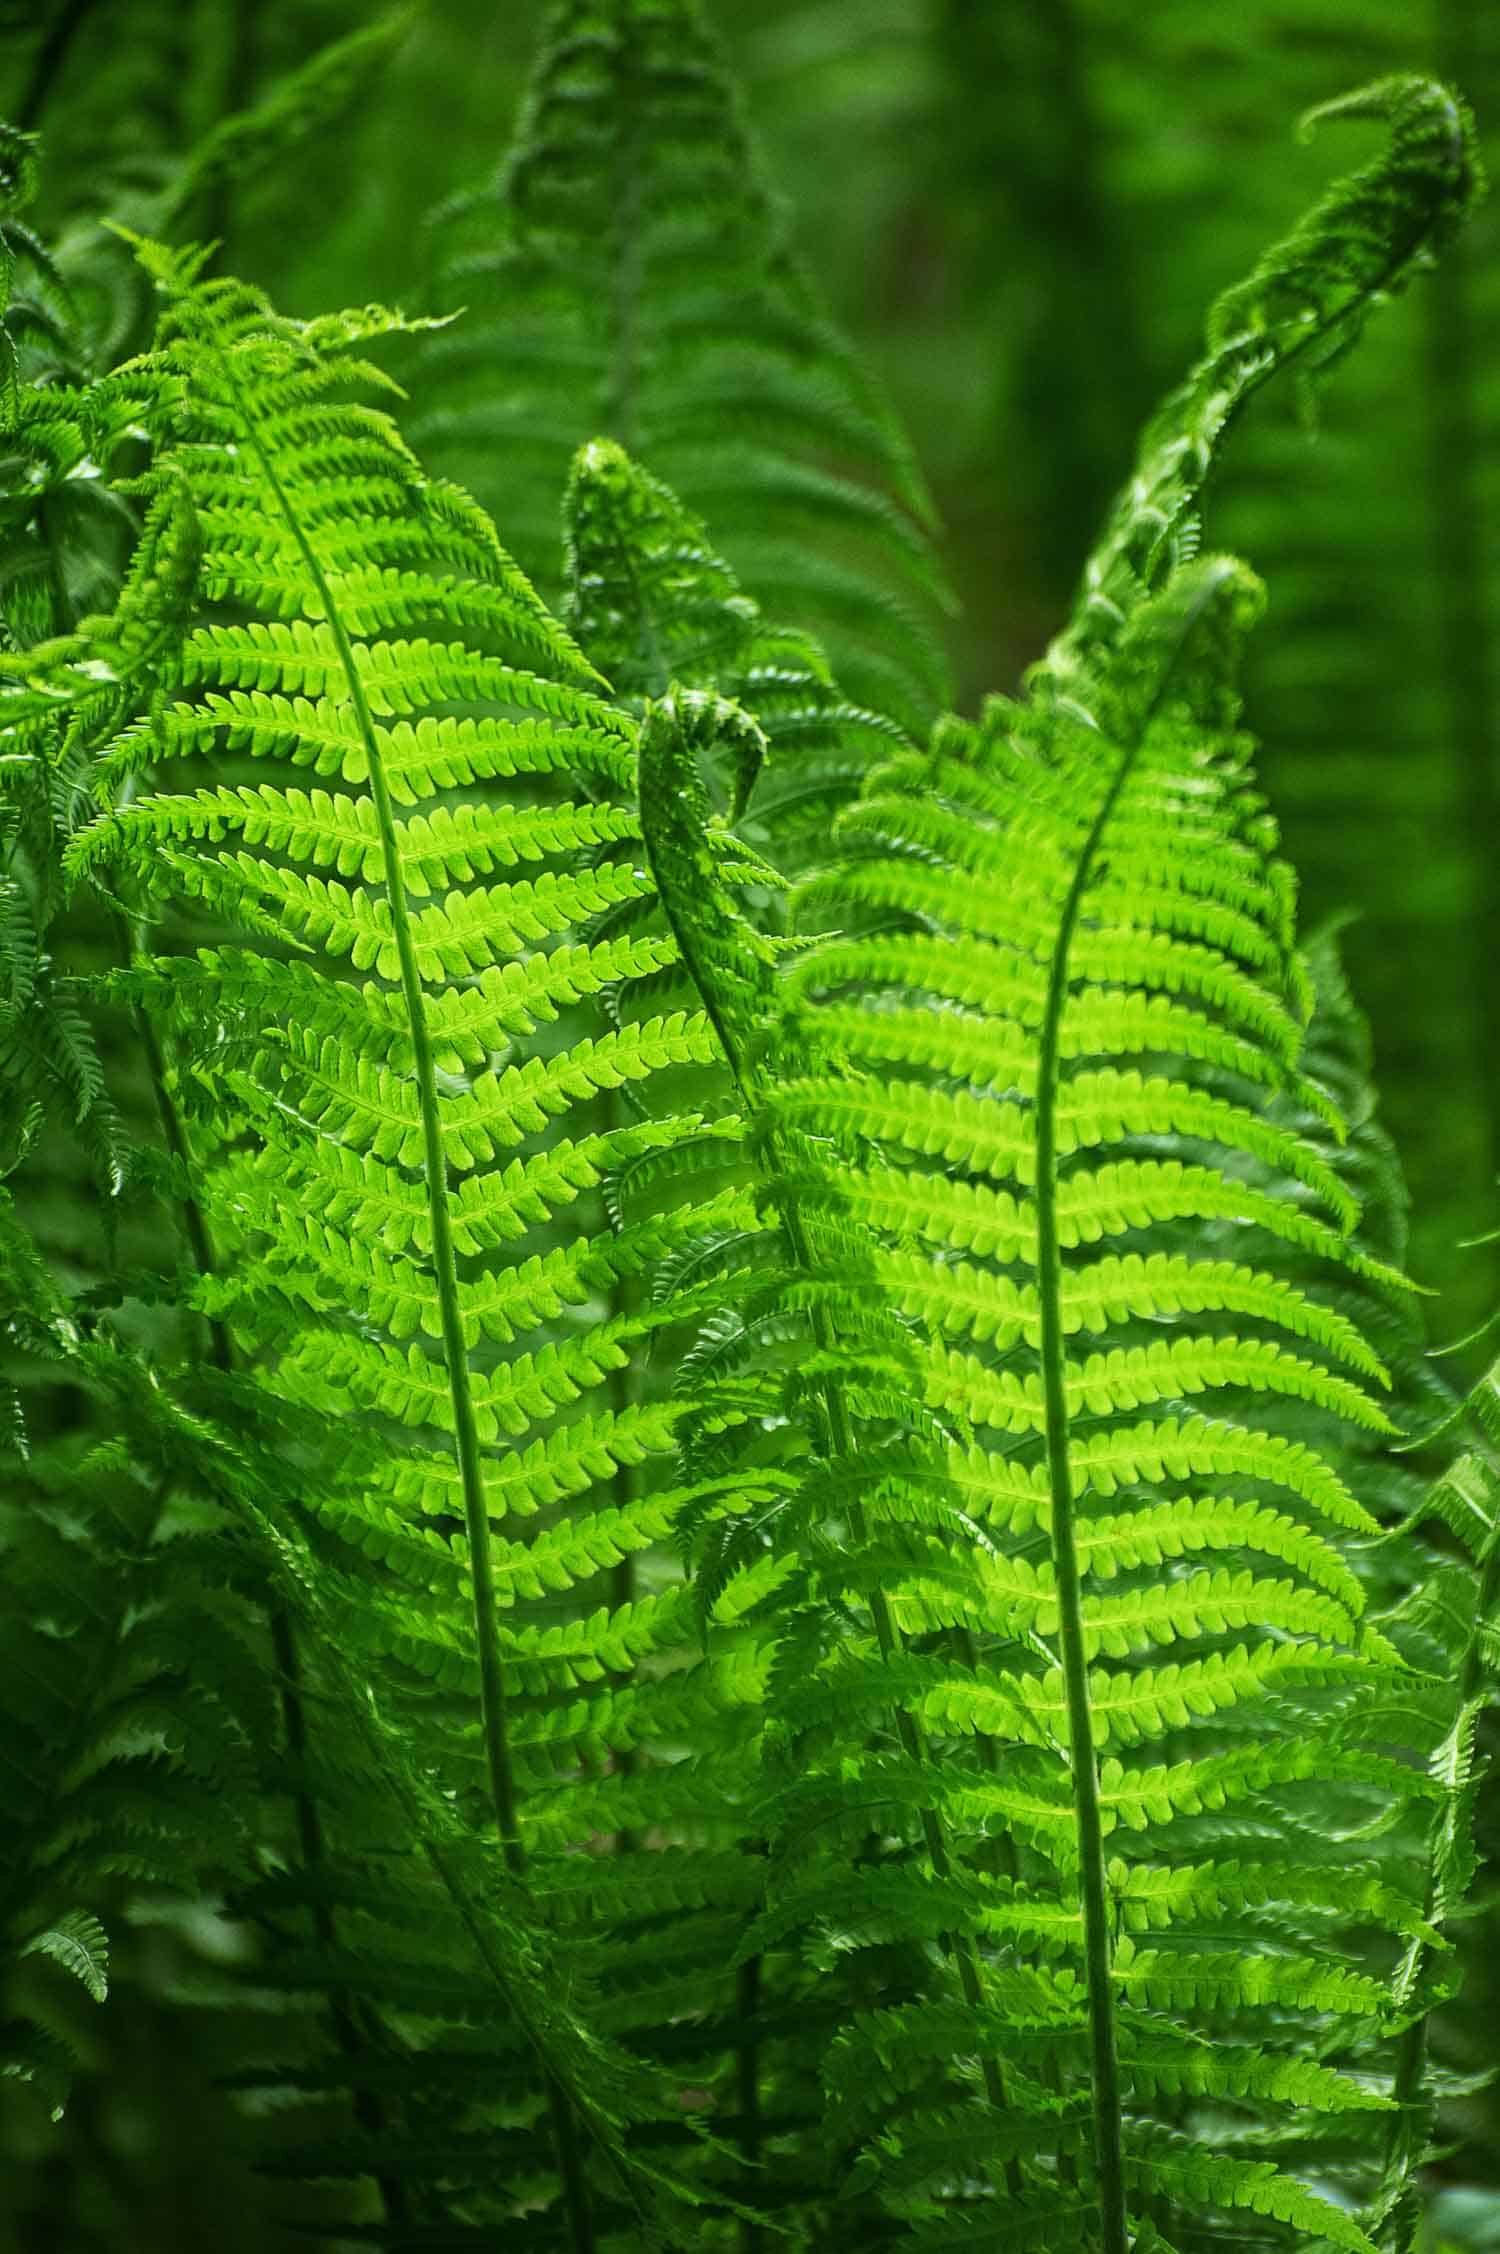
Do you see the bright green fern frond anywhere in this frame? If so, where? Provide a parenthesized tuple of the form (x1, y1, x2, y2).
(773, 540, 1439, 2244)
(45, 243, 789, 2243)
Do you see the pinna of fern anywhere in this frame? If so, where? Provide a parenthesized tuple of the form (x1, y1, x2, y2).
(0, 121, 180, 1193)
(1365, 1358, 1500, 2254)
(0, 1182, 290, 2121)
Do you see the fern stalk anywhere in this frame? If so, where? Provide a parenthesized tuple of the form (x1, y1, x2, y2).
(1032, 796, 1129, 2254)
(204, 333, 597, 2254)
(602, 17, 645, 452)
(16, 0, 102, 130)
(1422, 0, 1499, 1314)
(1034, 566, 1248, 2254)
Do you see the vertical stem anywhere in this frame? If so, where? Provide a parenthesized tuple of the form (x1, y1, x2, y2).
(735, 1953, 763, 2254)
(1031, 754, 1142, 2254)
(604, 1115, 644, 1857)
(1380, 1521, 1500, 2252)
(17, 0, 103, 129)
(202, 0, 262, 256)
(271, 1607, 411, 2227)
(1026, 564, 1233, 2253)
(603, 5, 645, 453)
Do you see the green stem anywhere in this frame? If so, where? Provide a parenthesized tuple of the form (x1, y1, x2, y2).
(17, 0, 103, 129)
(214, 338, 595, 2253)
(125, 920, 230, 1373)
(603, 7, 645, 453)
(1032, 561, 1241, 2252)
(202, 0, 261, 256)
(1032, 712, 1180, 2254)
(736, 1953, 764, 2254)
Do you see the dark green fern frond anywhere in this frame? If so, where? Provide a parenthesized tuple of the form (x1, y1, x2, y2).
(0, 130, 194, 1198)
(416, 0, 954, 734)
(1367, 1368, 1500, 2253)
(150, 9, 416, 249)
(0, 1188, 277, 2119)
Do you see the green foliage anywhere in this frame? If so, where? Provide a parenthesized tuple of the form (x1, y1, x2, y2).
(0, 12, 1497, 2254)
(417, 0, 953, 734)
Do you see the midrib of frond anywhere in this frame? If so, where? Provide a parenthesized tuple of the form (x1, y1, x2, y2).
(201, 328, 597, 2249)
(210, 339, 523, 1866)
(1031, 564, 1244, 2254)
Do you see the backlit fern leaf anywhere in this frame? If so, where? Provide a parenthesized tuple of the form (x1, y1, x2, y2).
(629, 78, 1478, 2254)
(52, 239, 787, 2237)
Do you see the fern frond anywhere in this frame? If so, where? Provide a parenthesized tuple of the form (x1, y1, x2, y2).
(416, 0, 953, 733)
(43, 243, 786, 2242)
(652, 81, 1482, 2245)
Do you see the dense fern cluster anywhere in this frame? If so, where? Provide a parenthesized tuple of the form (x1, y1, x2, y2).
(2, 6, 1497, 2252)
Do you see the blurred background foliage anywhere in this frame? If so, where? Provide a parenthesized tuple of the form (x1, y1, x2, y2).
(2, 1, 1497, 2247)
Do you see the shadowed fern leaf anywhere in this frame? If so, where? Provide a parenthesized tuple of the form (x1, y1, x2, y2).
(416, 0, 954, 735)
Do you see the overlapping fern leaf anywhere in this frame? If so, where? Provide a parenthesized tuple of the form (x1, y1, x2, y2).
(1366, 1360, 1500, 2253)
(645, 563, 1431, 2254)
(609, 77, 1481, 2254)
(53, 237, 878, 2240)
(415, 0, 953, 736)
